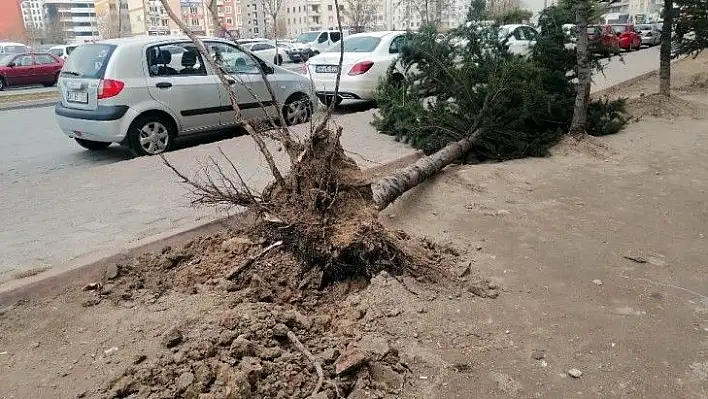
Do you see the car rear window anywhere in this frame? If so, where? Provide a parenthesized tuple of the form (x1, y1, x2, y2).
(3, 45, 29, 54)
(328, 36, 381, 53)
(61, 43, 116, 79)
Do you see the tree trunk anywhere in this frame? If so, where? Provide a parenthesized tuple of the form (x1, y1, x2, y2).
(372, 132, 480, 210)
(659, 0, 673, 97)
(569, 0, 591, 135)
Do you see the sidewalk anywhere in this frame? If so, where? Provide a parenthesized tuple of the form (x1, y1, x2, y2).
(0, 47, 661, 282)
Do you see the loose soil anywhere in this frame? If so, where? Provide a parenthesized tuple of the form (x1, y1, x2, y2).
(1, 57, 708, 398)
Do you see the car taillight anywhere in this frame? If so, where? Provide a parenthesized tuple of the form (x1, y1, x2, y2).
(97, 79, 124, 99)
(348, 61, 374, 76)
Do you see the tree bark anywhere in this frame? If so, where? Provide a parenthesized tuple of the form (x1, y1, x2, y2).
(659, 0, 673, 97)
(569, 0, 591, 135)
(372, 132, 481, 210)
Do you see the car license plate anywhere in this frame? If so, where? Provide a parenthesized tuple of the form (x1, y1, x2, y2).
(315, 65, 339, 74)
(67, 91, 88, 104)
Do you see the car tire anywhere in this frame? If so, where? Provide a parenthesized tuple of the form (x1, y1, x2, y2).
(274, 54, 283, 65)
(125, 114, 176, 156)
(0, 77, 5, 91)
(282, 94, 312, 126)
(75, 138, 111, 150)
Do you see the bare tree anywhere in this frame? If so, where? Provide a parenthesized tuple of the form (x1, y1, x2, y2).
(262, 0, 284, 38)
(342, 0, 377, 33)
(570, 0, 591, 134)
(396, 0, 453, 27)
(98, 13, 121, 39)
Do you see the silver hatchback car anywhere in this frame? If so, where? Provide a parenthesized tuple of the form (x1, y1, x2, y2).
(55, 36, 316, 156)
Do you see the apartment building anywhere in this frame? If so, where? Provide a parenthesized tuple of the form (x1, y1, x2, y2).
(281, 0, 340, 37)
(124, 0, 239, 37)
(21, 0, 45, 31)
(39, 0, 101, 43)
(0, 0, 26, 41)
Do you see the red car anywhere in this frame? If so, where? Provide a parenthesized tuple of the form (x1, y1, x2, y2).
(0, 52, 64, 91)
(610, 24, 642, 51)
(588, 25, 621, 55)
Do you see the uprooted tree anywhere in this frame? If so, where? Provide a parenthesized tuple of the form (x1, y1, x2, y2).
(158, 0, 631, 289)
(373, 17, 630, 163)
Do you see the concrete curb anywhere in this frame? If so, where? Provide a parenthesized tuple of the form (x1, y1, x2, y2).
(0, 97, 58, 111)
(0, 151, 424, 303)
(592, 69, 659, 99)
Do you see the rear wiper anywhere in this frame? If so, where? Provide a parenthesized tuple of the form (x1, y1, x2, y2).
(61, 71, 81, 76)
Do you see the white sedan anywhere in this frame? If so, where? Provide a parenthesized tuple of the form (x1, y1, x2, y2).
(241, 41, 287, 65)
(305, 31, 406, 106)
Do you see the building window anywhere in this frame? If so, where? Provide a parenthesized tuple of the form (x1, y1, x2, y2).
(225, 6, 231, 12)
(226, 17, 232, 23)
(253, 27, 258, 33)
(328, 4, 332, 10)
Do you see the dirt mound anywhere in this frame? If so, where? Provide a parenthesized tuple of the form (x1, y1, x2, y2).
(676, 72, 708, 94)
(626, 93, 708, 120)
(90, 222, 471, 399)
(551, 134, 616, 159)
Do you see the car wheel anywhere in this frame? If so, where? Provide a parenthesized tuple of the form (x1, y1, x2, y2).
(126, 114, 175, 156)
(274, 54, 283, 65)
(282, 94, 312, 126)
(0, 77, 5, 91)
(75, 138, 111, 150)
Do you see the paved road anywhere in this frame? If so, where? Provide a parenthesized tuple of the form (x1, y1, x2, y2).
(0, 46, 660, 283)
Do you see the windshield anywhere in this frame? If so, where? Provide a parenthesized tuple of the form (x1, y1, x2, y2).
(295, 32, 320, 43)
(611, 25, 626, 34)
(3, 45, 29, 54)
(0, 54, 15, 66)
(61, 43, 116, 79)
(326, 36, 381, 53)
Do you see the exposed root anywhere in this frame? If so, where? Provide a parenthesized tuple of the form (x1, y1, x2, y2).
(286, 329, 325, 396)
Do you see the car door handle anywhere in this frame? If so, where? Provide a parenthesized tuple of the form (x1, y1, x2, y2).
(155, 82, 172, 89)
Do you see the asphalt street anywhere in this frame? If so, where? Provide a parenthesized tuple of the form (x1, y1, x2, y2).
(0, 46, 660, 283)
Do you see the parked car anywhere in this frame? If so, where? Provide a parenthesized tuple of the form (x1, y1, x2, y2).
(587, 24, 620, 55)
(635, 24, 661, 46)
(48, 44, 79, 60)
(0, 42, 30, 55)
(305, 31, 406, 106)
(610, 24, 642, 51)
(54, 36, 316, 156)
(498, 24, 539, 57)
(291, 30, 345, 60)
(0, 52, 63, 91)
(241, 40, 291, 65)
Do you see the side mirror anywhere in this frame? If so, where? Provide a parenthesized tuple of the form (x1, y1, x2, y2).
(7, 62, 15, 67)
(262, 63, 274, 75)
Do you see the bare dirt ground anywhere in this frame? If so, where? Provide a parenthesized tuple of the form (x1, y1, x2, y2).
(1, 57, 708, 398)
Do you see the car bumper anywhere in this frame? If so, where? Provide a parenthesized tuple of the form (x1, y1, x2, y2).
(310, 75, 378, 102)
(55, 103, 137, 143)
(641, 37, 655, 45)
